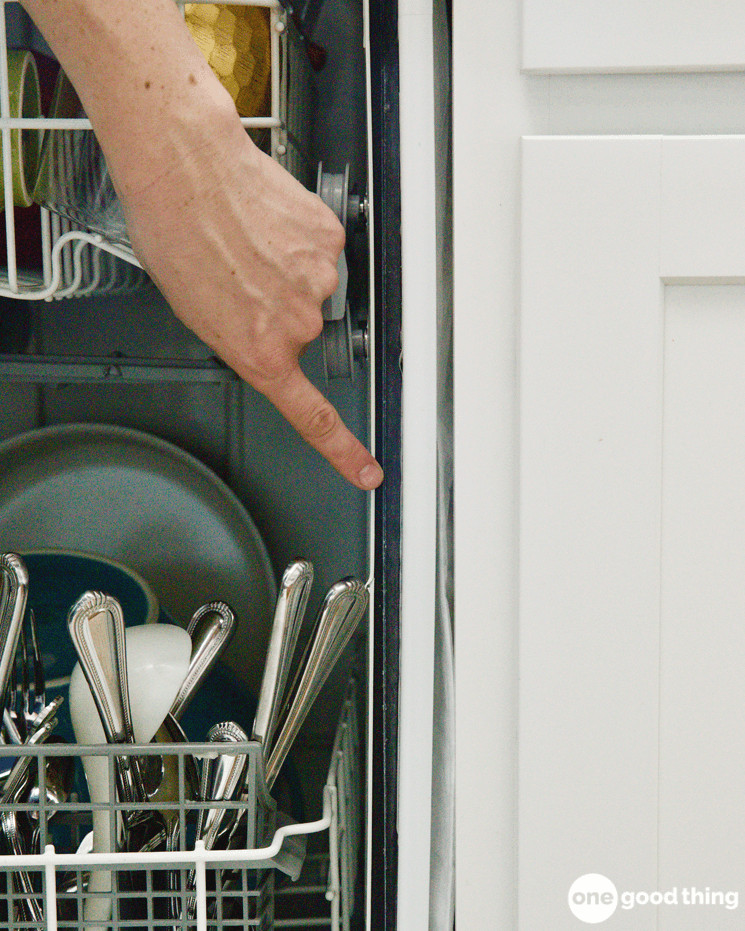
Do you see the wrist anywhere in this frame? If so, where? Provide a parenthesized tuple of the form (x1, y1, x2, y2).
(22, 0, 248, 200)
(104, 82, 247, 205)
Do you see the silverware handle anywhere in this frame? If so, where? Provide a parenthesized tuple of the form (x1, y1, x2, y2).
(170, 601, 237, 720)
(1, 719, 57, 805)
(1, 812, 43, 923)
(13, 869, 43, 924)
(253, 560, 313, 750)
(266, 580, 368, 788)
(196, 721, 248, 850)
(68, 592, 131, 744)
(187, 722, 248, 918)
(0, 554, 28, 705)
(67, 591, 144, 805)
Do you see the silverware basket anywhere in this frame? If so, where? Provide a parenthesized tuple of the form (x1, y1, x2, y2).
(0, 738, 313, 930)
(275, 677, 363, 931)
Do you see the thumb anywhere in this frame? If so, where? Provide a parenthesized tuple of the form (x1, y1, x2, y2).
(262, 366, 383, 491)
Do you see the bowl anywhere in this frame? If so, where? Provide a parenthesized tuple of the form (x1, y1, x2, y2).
(20, 549, 163, 742)
(1, 50, 43, 208)
(21, 549, 161, 684)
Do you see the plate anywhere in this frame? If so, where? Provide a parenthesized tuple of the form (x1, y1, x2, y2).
(0, 424, 276, 695)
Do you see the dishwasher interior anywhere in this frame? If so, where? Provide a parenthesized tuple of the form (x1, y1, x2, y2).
(0, 1, 374, 927)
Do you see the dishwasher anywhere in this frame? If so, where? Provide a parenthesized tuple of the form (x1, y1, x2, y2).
(0, 0, 451, 929)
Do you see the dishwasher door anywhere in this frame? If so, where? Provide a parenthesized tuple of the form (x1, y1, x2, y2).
(371, 0, 450, 928)
(0, 0, 398, 928)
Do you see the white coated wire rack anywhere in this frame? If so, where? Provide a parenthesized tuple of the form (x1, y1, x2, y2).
(0, 0, 313, 300)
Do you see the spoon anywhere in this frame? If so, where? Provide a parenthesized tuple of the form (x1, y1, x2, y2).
(169, 601, 236, 721)
(145, 713, 200, 844)
(26, 738, 76, 852)
(266, 578, 368, 788)
(195, 721, 248, 848)
(143, 601, 236, 834)
(124, 714, 201, 928)
(186, 721, 249, 920)
(252, 561, 313, 759)
(68, 598, 191, 926)
(26, 740, 75, 809)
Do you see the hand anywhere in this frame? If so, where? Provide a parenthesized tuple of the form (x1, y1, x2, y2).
(18, 0, 383, 489)
(118, 124, 384, 491)
(18, 0, 382, 489)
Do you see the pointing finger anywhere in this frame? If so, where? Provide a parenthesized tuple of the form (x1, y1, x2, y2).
(263, 366, 383, 491)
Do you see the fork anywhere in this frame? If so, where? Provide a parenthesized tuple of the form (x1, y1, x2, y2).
(24, 610, 46, 725)
(3, 648, 23, 744)
(3, 611, 46, 743)
(1, 810, 43, 923)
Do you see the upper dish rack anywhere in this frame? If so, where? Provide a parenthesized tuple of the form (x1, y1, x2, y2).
(0, 0, 313, 301)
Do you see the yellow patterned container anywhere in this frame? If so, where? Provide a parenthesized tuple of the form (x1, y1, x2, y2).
(185, 3, 271, 119)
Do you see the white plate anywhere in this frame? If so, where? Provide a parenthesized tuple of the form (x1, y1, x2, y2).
(0, 423, 276, 695)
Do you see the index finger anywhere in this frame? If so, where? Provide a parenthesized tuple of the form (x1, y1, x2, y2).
(263, 366, 383, 491)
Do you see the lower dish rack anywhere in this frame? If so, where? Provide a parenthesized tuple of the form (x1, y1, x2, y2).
(0, 678, 361, 930)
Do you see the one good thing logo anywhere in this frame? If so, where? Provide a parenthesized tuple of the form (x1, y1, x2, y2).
(568, 874, 739, 924)
(568, 874, 618, 923)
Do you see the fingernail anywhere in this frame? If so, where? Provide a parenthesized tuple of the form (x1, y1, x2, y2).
(359, 462, 384, 489)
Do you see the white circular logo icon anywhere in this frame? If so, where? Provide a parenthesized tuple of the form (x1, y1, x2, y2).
(568, 874, 619, 923)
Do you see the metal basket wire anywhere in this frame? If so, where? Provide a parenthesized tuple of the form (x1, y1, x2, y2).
(0, 673, 361, 931)
(275, 678, 363, 931)
(0, 737, 332, 930)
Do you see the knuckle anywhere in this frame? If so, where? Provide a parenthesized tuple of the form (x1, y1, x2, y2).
(284, 298, 324, 342)
(304, 309, 324, 342)
(303, 402, 340, 442)
(316, 263, 339, 300)
(317, 203, 345, 253)
(246, 344, 292, 388)
(328, 220, 345, 255)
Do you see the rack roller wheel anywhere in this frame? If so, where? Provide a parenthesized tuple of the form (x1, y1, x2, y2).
(322, 305, 355, 382)
(317, 164, 355, 380)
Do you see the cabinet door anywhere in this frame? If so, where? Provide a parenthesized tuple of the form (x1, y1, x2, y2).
(523, 1, 745, 73)
(520, 135, 745, 930)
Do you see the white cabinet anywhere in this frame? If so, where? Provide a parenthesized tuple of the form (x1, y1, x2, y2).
(454, 3, 745, 928)
(523, 0, 745, 73)
(520, 135, 745, 928)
